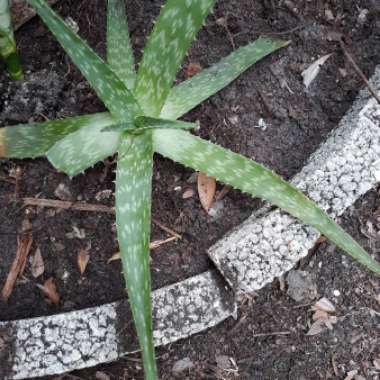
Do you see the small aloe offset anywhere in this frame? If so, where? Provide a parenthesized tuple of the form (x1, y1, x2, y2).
(0, 0, 23, 80)
(0, 0, 379, 379)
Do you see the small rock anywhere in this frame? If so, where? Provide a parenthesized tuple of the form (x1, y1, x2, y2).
(182, 188, 195, 199)
(357, 9, 369, 25)
(216, 355, 231, 370)
(286, 270, 318, 302)
(333, 289, 341, 297)
(54, 183, 72, 201)
(172, 357, 194, 374)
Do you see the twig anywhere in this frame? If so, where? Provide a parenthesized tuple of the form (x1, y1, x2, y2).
(150, 236, 178, 250)
(0, 175, 15, 184)
(292, 302, 315, 309)
(252, 331, 290, 338)
(152, 218, 182, 239)
(23, 197, 182, 239)
(1, 234, 33, 301)
(22, 197, 115, 213)
(340, 39, 380, 105)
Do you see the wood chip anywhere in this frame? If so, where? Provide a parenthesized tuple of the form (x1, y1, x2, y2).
(38, 277, 60, 305)
(1, 234, 33, 301)
(197, 172, 216, 212)
(31, 248, 45, 278)
(185, 62, 202, 78)
(77, 245, 90, 275)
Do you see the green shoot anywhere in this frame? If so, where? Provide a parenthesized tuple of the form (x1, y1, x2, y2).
(0, 0, 23, 80)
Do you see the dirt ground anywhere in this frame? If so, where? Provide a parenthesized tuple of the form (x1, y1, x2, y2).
(0, 0, 379, 379)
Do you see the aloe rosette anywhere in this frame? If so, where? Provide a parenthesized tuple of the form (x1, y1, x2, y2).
(0, 0, 379, 379)
(0, 0, 22, 80)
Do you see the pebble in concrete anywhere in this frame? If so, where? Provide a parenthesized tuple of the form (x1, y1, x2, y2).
(0, 270, 235, 380)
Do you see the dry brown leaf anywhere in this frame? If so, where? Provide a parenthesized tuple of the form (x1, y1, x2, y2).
(31, 248, 45, 278)
(185, 62, 202, 78)
(197, 172, 216, 212)
(312, 309, 330, 321)
(77, 245, 90, 275)
(38, 277, 60, 305)
(312, 297, 336, 314)
(1, 234, 33, 301)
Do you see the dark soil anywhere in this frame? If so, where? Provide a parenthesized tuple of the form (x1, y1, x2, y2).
(0, 0, 379, 379)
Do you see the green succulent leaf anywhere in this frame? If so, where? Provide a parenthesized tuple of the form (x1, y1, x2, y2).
(153, 128, 380, 275)
(161, 37, 289, 119)
(115, 132, 157, 380)
(47, 118, 121, 177)
(107, 0, 136, 89)
(0, 113, 113, 159)
(134, 116, 195, 130)
(135, 0, 215, 116)
(27, 0, 139, 122)
(0, 0, 23, 80)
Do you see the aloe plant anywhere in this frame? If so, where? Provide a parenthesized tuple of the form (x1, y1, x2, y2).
(0, 0, 379, 379)
(0, 0, 23, 80)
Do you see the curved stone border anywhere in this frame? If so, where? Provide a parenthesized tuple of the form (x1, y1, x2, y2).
(0, 270, 235, 379)
(208, 67, 380, 293)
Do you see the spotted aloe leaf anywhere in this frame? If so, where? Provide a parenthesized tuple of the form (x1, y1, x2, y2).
(153, 128, 380, 274)
(135, 0, 215, 116)
(0, 0, 23, 80)
(115, 132, 157, 380)
(107, 0, 136, 89)
(161, 37, 289, 119)
(26, 0, 139, 122)
(0, 113, 113, 159)
(47, 119, 121, 177)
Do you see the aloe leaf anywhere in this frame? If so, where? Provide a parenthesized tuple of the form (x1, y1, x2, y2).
(27, 0, 140, 122)
(47, 120, 121, 177)
(135, 0, 215, 116)
(107, 0, 136, 90)
(0, 113, 113, 159)
(134, 116, 195, 130)
(0, 0, 23, 80)
(153, 128, 380, 275)
(161, 37, 289, 119)
(115, 132, 157, 380)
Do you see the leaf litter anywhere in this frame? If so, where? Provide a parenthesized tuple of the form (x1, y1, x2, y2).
(1, 234, 33, 301)
(31, 247, 45, 278)
(197, 172, 216, 212)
